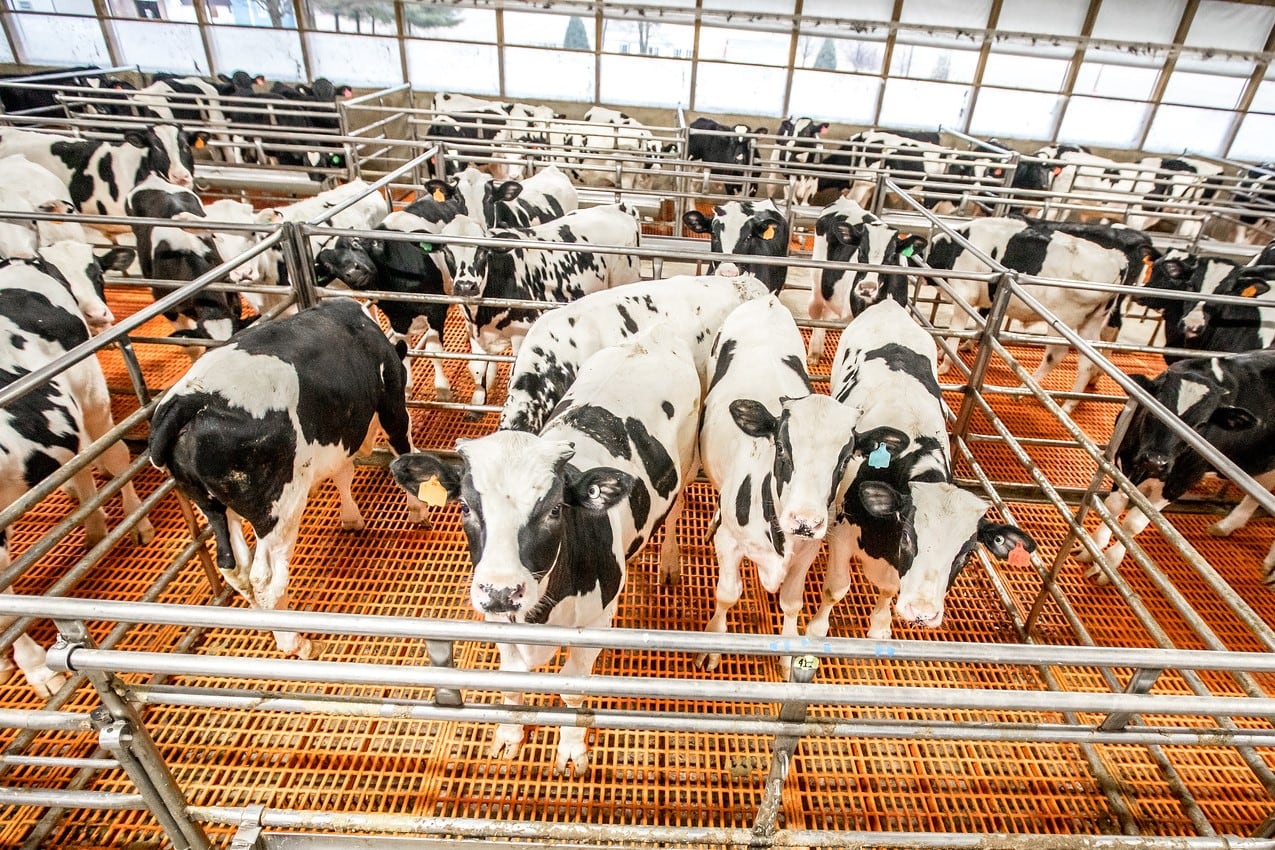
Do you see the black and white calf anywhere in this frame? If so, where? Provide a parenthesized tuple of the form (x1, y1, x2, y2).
(926, 217, 1130, 413)
(805, 196, 926, 365)
(1033, 144, 1125, 222)
(500, 271, 770, 434)
(828, 298, 1035, 639)
(1138, 251, 1241, 361)
(1120, 156, 1224, 238)
(1, 253, 154, 696)
(1077, 349, 1275, 580)
(0, 125, 195, 219)
(315, 230, 453, 400)
(36, 241, 134, 333)
(417, 165, 578, 232)
(765, 118, 828, 206)
(571, 106, 669, 191)
(442, 203, 642, 406)
(697, 296, 863, 673)
(135, 75, 232, 158)
(390, 332, 701, 775)
(682, 199, 790, 294)
(428, 92, 558, 181)
(688, 117, 765, 196)
(149, 298, 416, 659)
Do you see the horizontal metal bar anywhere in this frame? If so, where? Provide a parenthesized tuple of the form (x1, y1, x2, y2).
(0, 755, 119, 770)
(0, 709, 94, 732)
(0, 786, 145, 811)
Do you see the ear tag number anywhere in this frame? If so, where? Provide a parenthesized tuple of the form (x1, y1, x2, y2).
(417, 476, 448, 507)
(432, 189, 446, 202)
(1008, 541, 1031, 567)
(762, 224, 776, 240)
(868, 443, 891, 469)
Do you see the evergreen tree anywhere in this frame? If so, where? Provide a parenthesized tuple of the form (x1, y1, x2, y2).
(814, 38, 837, 71)
(564, 16, 591, 50)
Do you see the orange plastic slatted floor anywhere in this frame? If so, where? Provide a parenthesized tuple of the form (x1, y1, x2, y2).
(2, 284, 1275, 849)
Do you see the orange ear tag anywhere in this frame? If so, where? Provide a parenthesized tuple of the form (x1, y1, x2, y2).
(1242, 284, 1260, 297)
(762, 224, 776, 240)
(417, 476, 448, 507)
(193, 137, 206, 150)
(432, 189, 446, 202)
(1142, 255, 1154, 284)
(1007, 541, 1031, 567)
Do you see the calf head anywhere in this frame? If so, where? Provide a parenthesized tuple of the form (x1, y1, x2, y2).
(447, 168, 495, 229)
(390, 432, 634, 619)
(1200, 266, 1275, 346)
(1119, 367, 1255, 486)
(316, 236, 379, 289)
(845, 478, 1035, 630)
(37, 242, 134, 332)
(816, 205, 926, 314)
(440, 215, 497, 297)
(129, 124, 195, 188)
(683, 200, 790, 293)
(729, 394, 863, 591)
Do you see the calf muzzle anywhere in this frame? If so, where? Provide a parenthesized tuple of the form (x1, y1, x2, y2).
(476, 582, 525, 615)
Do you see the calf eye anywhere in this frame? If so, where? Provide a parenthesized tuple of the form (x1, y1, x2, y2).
(587, 483, 601, 501)
(458, 500, 470, 515)
(548, 503, 563, 519)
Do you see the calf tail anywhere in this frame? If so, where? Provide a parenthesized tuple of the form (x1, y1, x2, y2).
(148, 393, 202, 471)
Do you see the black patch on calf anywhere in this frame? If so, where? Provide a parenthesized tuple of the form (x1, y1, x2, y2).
(781, 355, 813, 391)
(625, 416, 678, 498)
(707, 338, 737, 394)
(627, 476, 651, 536)
(616, 304, 639, 336)
(560, 404, 632, 460)
(0, 289, 88, 349)
(661, 400, 674, 419)
(735, 475, 751, 527)
(759, 472, 785, 555)
(865, 343, 940, 399)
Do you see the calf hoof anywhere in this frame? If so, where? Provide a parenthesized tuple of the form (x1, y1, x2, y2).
(435, 386, 454, 404)
(554, 737, 590, 778)
(1083, 563, 1112, 586)
(936, 357, 954, 376)
(341, 516, 366, 532)
(489, 724, 525, 760)
(131, 520, 156, 546)
(1207, 521, 1235, 538)
(292, 637, 327, 660)
(807, 351, 823, 369)
(464, 410, 485, 423)
(1070, 540, 1095, 563)
(694, 652, 721, 672)
(1263, 561, 1275, 586)
(866, 626, 892, 641)
(29, 668, 68, 699)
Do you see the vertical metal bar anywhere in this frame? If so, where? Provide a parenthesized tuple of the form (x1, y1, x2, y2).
(291, 0, 314, 82)
(1135, 0, 1199, 152)
(750, 654, 817, 844)
(1221, 19, 1275, 159)
(1050, 0, 1102, 143)
(113, 337, 152, 408)
(952, 269, 1014, 439)
(89, 0, 123, 69)
(874, 0, 906, 128)
(495, 7, 507, 99)
(688, 0, 703, 113)
(780, 0, 802, 120)
(190, 0, 217, 77)
(993, 150, 1020, 217)
(962, 0, 1002, 136)
(394, 1, 409, 85)
(282, 221, 319, 310)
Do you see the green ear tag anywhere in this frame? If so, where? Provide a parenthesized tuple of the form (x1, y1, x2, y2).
(419, 242, 433, 253)
(899, 244, 916, 258)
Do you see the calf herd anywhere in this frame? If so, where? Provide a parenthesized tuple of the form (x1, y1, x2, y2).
(1, 101, 1274, 780)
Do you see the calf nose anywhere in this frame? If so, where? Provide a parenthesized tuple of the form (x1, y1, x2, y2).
(170, 169, 193, 188)
(1140, 453, 1171, 478)
(855, 282, 880, 301)
(1181, 318, 1206, 339)
(477, 583, 525, 614)
(454, 279, 480, 297)
(896, 599, 944, 629)
(784, 512, 826, 539)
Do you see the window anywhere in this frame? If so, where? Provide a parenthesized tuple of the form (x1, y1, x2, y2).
(1229, 112, 1275, 163)
(794, 34, 884, 73)
(890, 44, 980, 84)
(694, 62, 785, 117)
(1090, 0, 1186, 45)
(404, 6, 493, 42)
(204, 0, 296, 28)
(601, 18, 694, 58)
(210, 26, 306, 82)
(504, 46, 595, 104)
(113, 20, 206, 73)
(106, 0, 195, 22)
(307, 32, 401, 87)
(970, 89, 1063, 139)
(1074, 52, 1161, 101)
(995, 0, 1088, 36)
(879, 78, 970, 131)
(305, 0, 398, 36)
(899, 0, 992, 30)
(789, 69, 879, 125)
(1057, 96, 1150, 148)
(698, 25, 791, 67)
(1160, 70, 1247, 110)
(407, 41, 499, 96)
(1184, 1, 1275, 53)
(1143, 105, 1234, 156)
(802, 0, 894, 23)
(10, 13, 109, 66)
(981, 51, 1071, 93)
(600, 54, 690, 108)
(505, 10, 591, 50)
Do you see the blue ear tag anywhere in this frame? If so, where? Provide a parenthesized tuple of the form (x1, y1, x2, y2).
(868, 443, 891, 469)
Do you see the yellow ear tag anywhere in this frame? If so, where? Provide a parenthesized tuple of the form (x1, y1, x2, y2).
(416, 476, 448, 507)
(762, 224, 776, 240)
(193, 137, 206, 149)
(432, 188, 446, 202)
(1242, 284, 1260, 297)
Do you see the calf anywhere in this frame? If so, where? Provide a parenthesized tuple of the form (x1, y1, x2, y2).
(926, 217, 1129, 413)
(315, 229, 452, 400)
(429, 92, 558, 181)
(572, 106, 669, 191)
(202, 198, 288, 315)
(1077, 349, 1275, 580)
(442, 203, 642, 405)
(149, 298, 415, 658)
(135, 75, 231, 158)
(682, 199, 790, 294)
(1120, 156, 1223, 238)
(828, 298, 1035, 638)
(765, 118, 828, 207)
(500, 270, 771, 434)
(0, 124, 194, 219)
(390, 332, 701, 775)
(804, 196, 926, 365)
(36, 241, 134, 333)
(1231, 163, 1275, 245)
(1137, 251, 1241, 361)
(1, 255, 154, 696)
(0, 154, 74, 213)
(421, 165, 577, 232)
(688, 117, 765, 196)
(697, 296, 863, 674)
(818, 131, 957, 212)
(1034, 144, 1126, 223)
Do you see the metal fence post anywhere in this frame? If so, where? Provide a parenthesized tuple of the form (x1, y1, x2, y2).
(750, 654, 818, 845)
(952, 269, 1016, 439)
(282, 221, 319, 311)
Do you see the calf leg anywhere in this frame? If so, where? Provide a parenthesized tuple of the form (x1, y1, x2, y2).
(247, 488, 315, 657)
(1057, 307, 1111, 415)
(807, 523, 853, 640)
(657, 490, 685, 586)
(1263, 539, 1275, 585)
(1091, 498, 1169, 583)
(938, 293, 972, 376)
(68, 467, 109, 549)
(1075, 489, 1129, 562)
(84, 401, 155, 545)
(490, 642, 529, 760)
(861, 555, 901, 641)
(777, 542, 821, 679)
(1, 542, 67, 698)
(468, 335, 492, 408)
(331, 457, 365, 532)
(806, 294, 829, 367)
(1027, 341, 1069, 395)
(422, 326, 453, 403)
(1208, 470, 1275, 537)
(555, 643, 606, 777)
(695, 525, 744, 672)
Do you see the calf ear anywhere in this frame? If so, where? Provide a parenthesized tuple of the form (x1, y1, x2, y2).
(1234, 275, 1272, 299)
(729, 399, 778, 438)
(1127, 373, 1157, 397)
(1209, 405, 1258, 430)
(854, 480, 907, 519)
(390, 453, 463, 502)
(567, 467, 635, 512)
(896, 234, 927, 260)
(682, 210, 712, 234)
(123, 131, 148, 148)
(494, 181, 523, 202)
(977, 519, 1036, 559)
(423, 179, 452, 203)
(853, 425, 910, 460)
(96, 246, 135, 271)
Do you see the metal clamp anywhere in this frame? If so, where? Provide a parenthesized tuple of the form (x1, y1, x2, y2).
(45, 637, 81, 674)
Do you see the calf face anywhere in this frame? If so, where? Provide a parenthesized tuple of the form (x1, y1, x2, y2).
(683, 200, 790, 293)
(816, 206, 926, 314)
(129, 124, 195, 188)
(1200, 266, 1275, 352)
(315, 236, 379, 289)
(37, 242, 134, 332)
(391, 433, 633, 617)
